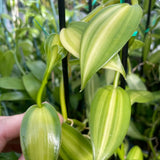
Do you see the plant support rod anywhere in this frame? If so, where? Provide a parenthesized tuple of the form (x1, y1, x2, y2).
(58, 0, 69, 116)
(120, 0, 131, 88)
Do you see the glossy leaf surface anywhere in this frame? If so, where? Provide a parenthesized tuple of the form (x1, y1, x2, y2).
(80, 3, 142, 89)
(20, 102, 61, 160)
(90, 85, 131, 160)
(60, 21, 125, 79)
(59, 123, 92, 160)
(127, 146, 143, 160)
(60, 22, 87, 58)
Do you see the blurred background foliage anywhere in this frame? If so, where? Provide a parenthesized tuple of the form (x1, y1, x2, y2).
(0, 0, 160, 159)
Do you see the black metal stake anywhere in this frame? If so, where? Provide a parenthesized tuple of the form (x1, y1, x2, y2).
(88, 0, 92, 13)
(140, 0, 152, 76)
(120, 0, 131, 89)
(58, 0, 70, 113)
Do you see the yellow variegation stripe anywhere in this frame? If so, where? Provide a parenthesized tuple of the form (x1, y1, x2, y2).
(90, 86, 131, 160)
(60, 123, 93, 160)
(80, 3, 142, 90)
(60, 21, 126, 79)
(20, 102, 61, 160)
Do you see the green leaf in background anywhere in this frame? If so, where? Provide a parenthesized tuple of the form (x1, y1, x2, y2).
(59, 123, 92, 160)
(20, 102, 61, 160)
(127, 120, 148, 141)
(26, 60, 46, 81)
(0, 50, 15, 77)
(149, 51, 160, 64)
(127, 146, 143, 160)
(80, 2, 142, 89)
(22, 73, 41, 101)
(0, 152, 20, 160)
(103, 54, 126, 78)
(0, 77, 25, 90)
(129, 39, 144, 52)
(126, 73, 147, 90)
(0, 91, 30, 101)
(18, 40, 33, 56)
(105, 69, 115, 85)
(33, 15, 45, 31)
(60, 21, 88, 58)
(127, 90, 154, 105)
(90, 85, 131, 160)
(143, 32, 152, 61)
(85, 73, 100, 118)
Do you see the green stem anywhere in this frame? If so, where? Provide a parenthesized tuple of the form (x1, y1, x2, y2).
(148, 109, 159, 159)
(36, 70, 49, 108)
(127, 58, 132, 74)
(60, 76, 68, 121)
(113, 72, 120, 88)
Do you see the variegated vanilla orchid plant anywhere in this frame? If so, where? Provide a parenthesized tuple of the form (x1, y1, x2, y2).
(20, 0, 145, 160)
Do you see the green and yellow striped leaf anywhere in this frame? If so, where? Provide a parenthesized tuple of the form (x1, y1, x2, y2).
(127, 146, 143, 160)
(20, 102, 61, 160)
(59, 123, 93, 160)
(60, 21, 125, 78)
(80, 2, 142, 90)
(60, 22, 88, 58)
(90, 85, 131, 160)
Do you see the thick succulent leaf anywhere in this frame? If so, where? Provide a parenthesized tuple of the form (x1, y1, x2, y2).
(60, 22, 125, 78)
(80, 3, 142, 90)
(103, 54, 126, 78)
(60, 22, 88, 58)
(127, 90, 154, 105)
(126, 73, 147, 91)
(20, 102, 61, 160)
(0, 77, 25, 90)
(59, 123, 92, 160)
(127, 146, 143, 160)
(90, 85, 131, 160)
(127, 121, 147, 141)
(22, 73, 41, 101)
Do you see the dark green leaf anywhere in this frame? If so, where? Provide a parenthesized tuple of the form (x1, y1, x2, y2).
(0, 50, 15, 76)
(0, 91, 30, 101)
(22, 73, 41, 101)
(0, 77, 25, 90)
(27, 60, 46, 81)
